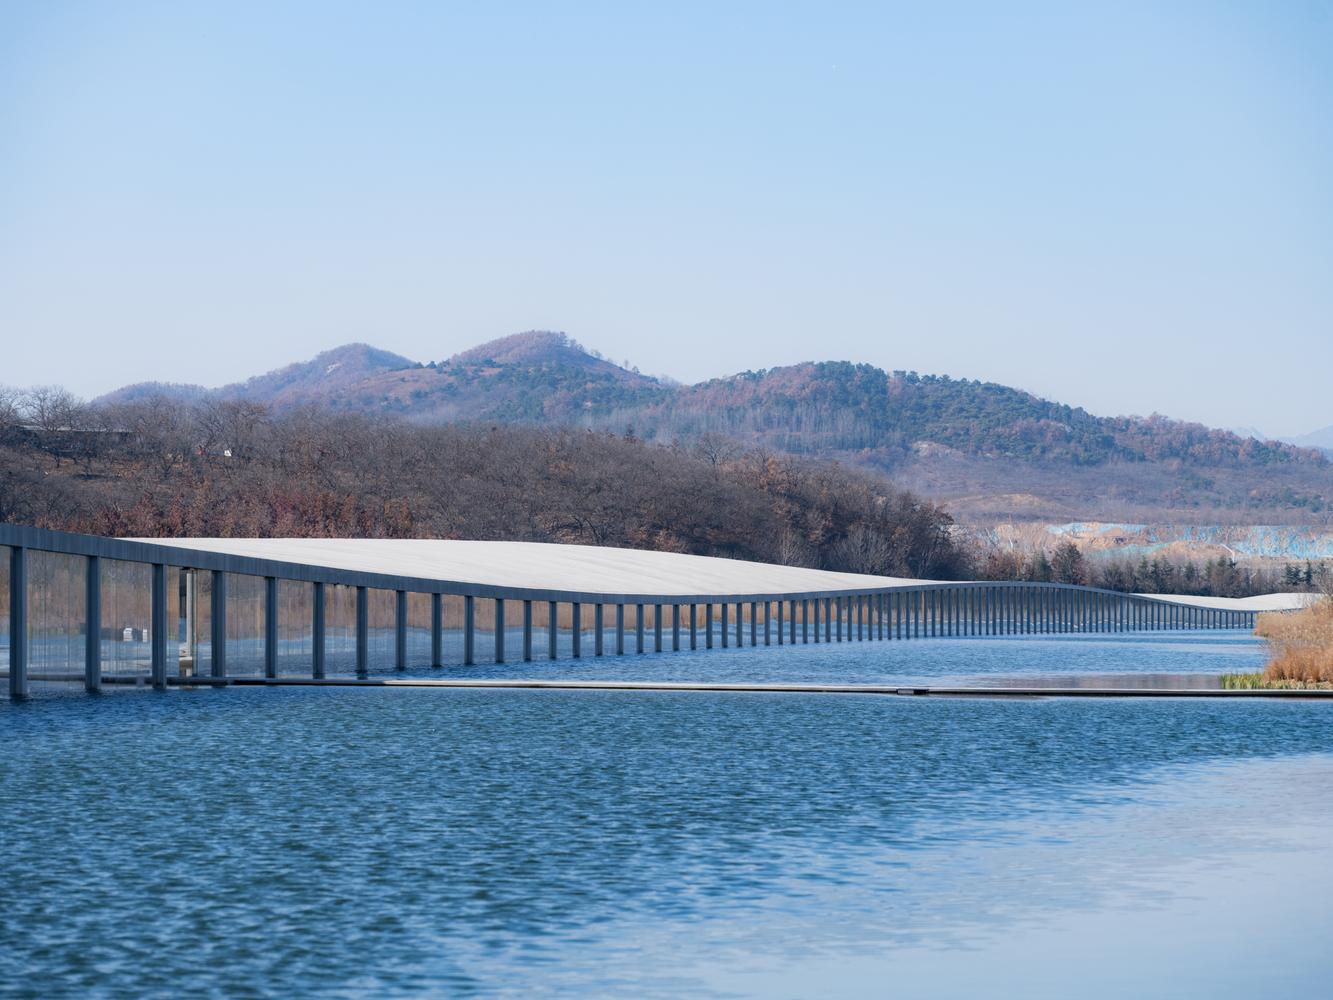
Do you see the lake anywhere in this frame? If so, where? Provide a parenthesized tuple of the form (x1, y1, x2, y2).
(3, 632, 1331, 998)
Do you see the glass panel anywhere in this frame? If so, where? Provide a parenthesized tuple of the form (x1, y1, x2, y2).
(326, 584, 358, 676)
(225, 574, 265, 677)
(189, 571, 215, 677)
(472, 598, 496, 665)
(578, 602, 597, 656)
(102, 559, 151, 679)
(441, 595, 465, 667)
(530, 600, 552, 660)
(407, 593, 432, 668)
(28, 551, 85, 692)
(178, 569, 205, 679)
(277, 580, 313, 677)
(366, 588, 395, 673)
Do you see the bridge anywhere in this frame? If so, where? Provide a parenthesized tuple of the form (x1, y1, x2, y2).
(0, 523, 1310, 700)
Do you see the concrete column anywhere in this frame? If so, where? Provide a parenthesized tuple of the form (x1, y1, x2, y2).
(720, 603, 729, 648)
(802, 599, 810, 643)
(776, 600, 784, 645)
(595, 604, 604, 656)
(572, 603, 582, 658)
(463, 594, 475, 665)
(825, 597, 833, 642)
(752, 602, 760, 646)
(765, 602, 773, 645)
(523, 600, 533, 662)
(736, 602, 744, 648)
(394, 589, 408, 670)
(267, 576, 281, 678)
(84, 555, 101, 693)
(210, 572, 228, 678)
(672, 604, 681, 652)
(356, 586, 370, 675)
(689, 604, 697, 650)
(857, 595, 865, 640)
(705, 604, 714, 649)
(8, 546, 27, 700)
(615, 603, 625, 655)
(636, 603, 645, 654)
(431, 593, 443, 667)
(548, 601, 559, 660)
(788, 600, 797, 644)
(313, 582, 326, 678)
(495, 598, 506, 664)
(151, 563, 168, 691)
(655, 604, 664, 652)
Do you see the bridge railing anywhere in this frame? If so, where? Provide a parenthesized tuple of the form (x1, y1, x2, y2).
(0, 523, 1258, 700)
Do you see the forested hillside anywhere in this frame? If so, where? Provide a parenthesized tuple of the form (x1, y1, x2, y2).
(76, 330, 1333, 524)
(4, 386, 1321, 595)
(0, 395, 970, 580)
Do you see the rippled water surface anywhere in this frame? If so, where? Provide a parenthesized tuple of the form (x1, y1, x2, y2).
(3, 634, 1333, 998)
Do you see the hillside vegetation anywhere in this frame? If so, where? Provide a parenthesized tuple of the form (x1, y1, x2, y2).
(90, 332, 1331, 524)
(0, 394, 970, 580)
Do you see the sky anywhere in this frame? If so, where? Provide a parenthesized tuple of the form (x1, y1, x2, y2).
(2, 1, 1331, 436)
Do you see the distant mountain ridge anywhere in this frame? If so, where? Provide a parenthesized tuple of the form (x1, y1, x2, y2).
(93, 332, 1333, 524)
(1287, 423, 1333, 453)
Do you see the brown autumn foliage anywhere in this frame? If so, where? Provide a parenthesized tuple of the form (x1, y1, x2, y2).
(0, 396, 972, 579)
(1255, 598, 1333, 683)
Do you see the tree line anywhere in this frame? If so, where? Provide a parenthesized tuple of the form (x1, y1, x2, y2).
(976, 542, 1325, 598)
(1, 388, 1320, 597)
(0, 392, 970, 580)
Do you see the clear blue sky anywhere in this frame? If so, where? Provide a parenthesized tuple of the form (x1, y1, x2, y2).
(2, 1, 1330, 435)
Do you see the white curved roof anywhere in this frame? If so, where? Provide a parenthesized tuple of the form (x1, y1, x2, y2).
(1131, 591, 1319, 612)
(125, 537, 1314, 611)
(130, 538, 921, 597)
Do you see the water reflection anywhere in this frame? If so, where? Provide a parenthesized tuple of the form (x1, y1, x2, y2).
(3, 677, 1333, 996)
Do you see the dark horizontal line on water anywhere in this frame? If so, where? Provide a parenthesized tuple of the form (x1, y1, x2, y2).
(84, 675, 1333, 699)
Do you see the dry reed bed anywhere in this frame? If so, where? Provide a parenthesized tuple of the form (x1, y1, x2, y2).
(1248, 599, 1333, 687)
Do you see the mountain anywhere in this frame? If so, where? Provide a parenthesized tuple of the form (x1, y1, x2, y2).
(96, 344, 415, 409)
(215, 343, 415, 405)
(93, 333, 1332, 524)
(1286, 423, 1333, 454)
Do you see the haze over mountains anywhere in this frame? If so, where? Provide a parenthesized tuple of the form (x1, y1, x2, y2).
(97, 331, 1332, 526)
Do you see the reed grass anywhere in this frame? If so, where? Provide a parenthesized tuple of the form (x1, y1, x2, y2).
(1220, 671, 1333, 691)
(1244, 598, 1333, 688)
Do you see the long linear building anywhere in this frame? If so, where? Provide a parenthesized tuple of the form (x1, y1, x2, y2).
(0, 524, 1312, 700)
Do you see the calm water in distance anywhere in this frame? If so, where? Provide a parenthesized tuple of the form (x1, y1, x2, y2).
(3, 633, 1332, 998)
